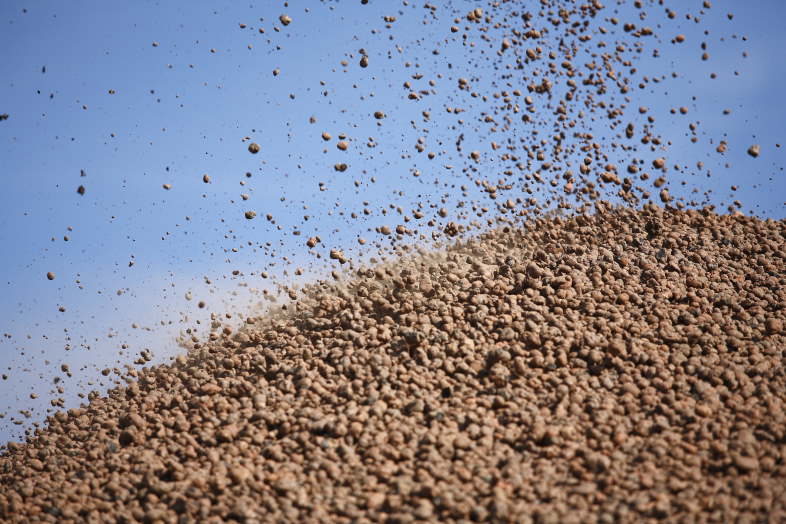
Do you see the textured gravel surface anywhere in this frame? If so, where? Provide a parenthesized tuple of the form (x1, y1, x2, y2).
(2, 204, 785, 522)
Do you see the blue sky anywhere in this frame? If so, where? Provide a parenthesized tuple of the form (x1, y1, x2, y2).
(1, 0, 784, 444)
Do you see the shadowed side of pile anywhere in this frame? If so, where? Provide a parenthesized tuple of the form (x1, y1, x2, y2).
(2, 205, 785, 523)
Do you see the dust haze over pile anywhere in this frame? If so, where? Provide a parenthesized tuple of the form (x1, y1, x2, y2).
(0, 0, 785, 521)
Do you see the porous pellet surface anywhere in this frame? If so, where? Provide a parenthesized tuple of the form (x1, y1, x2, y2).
(2, 205, 785, 523)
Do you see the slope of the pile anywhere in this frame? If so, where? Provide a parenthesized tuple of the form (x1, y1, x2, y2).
(2, 205, 785, 523)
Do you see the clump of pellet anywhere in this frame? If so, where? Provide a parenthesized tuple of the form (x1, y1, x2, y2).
(2, 205, 785, 522)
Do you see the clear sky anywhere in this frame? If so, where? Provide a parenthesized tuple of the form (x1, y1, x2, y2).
(1, 0, 784, 444)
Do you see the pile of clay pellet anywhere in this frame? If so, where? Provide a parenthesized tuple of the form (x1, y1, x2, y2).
(2, 204, 785, 522)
